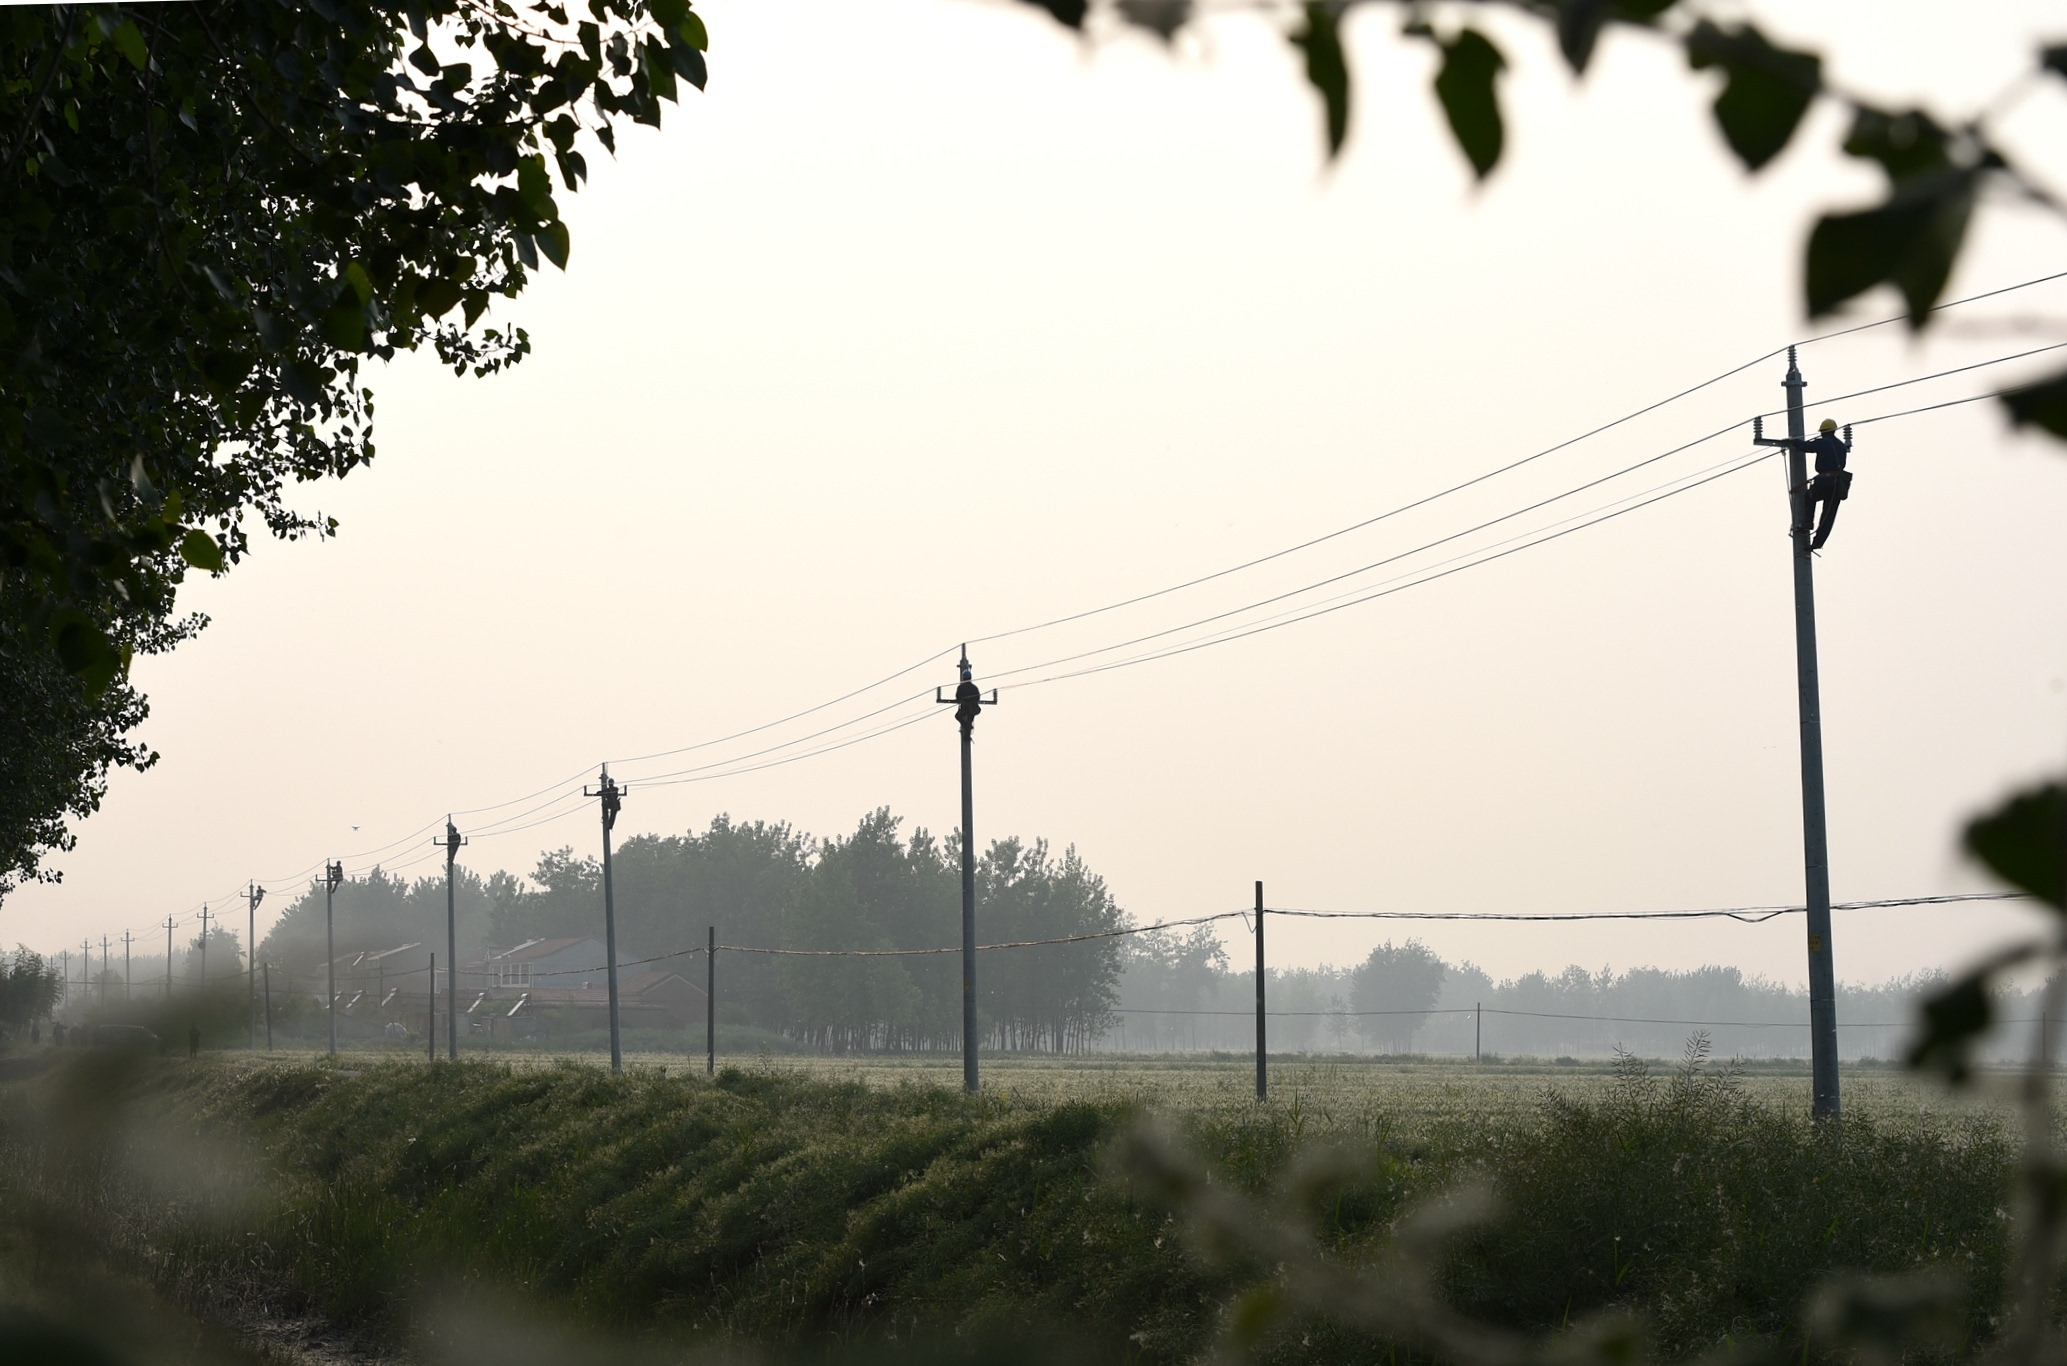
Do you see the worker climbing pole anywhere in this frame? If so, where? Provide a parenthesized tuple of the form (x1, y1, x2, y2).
(1804, 417, 1855, 550)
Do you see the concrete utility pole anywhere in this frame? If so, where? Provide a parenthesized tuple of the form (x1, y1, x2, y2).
(706, 926, 716, 1077)
(438, 819, 467, 1062)
(324, 861, 344, 1058)
(196, 908, 210, 989)
(100, 935, 109, 1007)
(428, 952, 437, 1062)
(586, 767, 626, 1075)
(937, 648, 997, 1096)
(163, 917, 174, 1000)
(246, 882, 266, 1049)
(263, 962, 273, 1051)
(1254, 882, 1266, 1103)
(1754, 346, 1841, 1122)
(1475, 1002, 1482, 1060)
(122, 932, 132, 1002)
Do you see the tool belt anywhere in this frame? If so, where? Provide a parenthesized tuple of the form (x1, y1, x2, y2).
(1809, 470, 1852, 501)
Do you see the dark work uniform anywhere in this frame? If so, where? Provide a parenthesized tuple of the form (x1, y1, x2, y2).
(1803, 429, 1852, 550)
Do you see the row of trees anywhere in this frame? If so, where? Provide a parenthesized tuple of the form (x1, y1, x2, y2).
(253, 809, 1125, 1052)
(1118, 937, 2047, 1063)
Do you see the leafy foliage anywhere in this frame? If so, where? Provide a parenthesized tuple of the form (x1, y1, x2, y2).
(0, 947, 59, 1028)
(0, 0, 706, 894)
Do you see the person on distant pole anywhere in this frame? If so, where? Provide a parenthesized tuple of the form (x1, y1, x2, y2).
(1801, 417, 1853, 550)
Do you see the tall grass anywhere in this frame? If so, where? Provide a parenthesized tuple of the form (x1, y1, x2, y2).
(0, 1048, 2021, 1363)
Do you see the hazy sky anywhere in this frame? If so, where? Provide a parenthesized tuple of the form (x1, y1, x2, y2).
(16, 0, 2067, 989)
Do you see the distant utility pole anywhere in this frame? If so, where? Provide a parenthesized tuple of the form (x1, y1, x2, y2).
(937, 648, 997, 1096)
(100, 935, 109, 1007)
(163, 916, 174, 1000)
(437, 819, 467, 1063)
(196, 908, 210, 989)
(1753, 345, 1841, 1123)
(263, 962, 273, 1051)
(324, 861, 345, 1058)
(1475, 1002, 1482, 1061)
(1253, 882, 1266, 1103)
(59, 950, 68, 1008)
(246, 882, 266, 1049)
(706, 926, 716, 1077)
(585, 767, 626, 1075)
(80, 939, 90, 1005)
(428, 952, 437, 1062)
(122, 932, 132, 1002)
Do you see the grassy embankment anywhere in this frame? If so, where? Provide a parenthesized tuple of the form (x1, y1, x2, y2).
(0, 1048, 2023, 1363)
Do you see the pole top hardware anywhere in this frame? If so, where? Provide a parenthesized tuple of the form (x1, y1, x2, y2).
(585, 766, 624, 833)
(248, 881, 266, 909)
(935, 645, 999, 729)
(324, 861, 345, 892)
(435, 816, 469, 860)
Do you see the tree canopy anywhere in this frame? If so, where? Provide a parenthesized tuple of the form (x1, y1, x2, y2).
(0, 0, 707, 892)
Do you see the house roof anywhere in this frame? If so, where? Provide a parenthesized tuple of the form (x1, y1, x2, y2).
(491, 937, 600, 965)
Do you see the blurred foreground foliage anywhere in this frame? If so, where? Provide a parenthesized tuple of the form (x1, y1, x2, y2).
(0, 1045, 2030, 1365)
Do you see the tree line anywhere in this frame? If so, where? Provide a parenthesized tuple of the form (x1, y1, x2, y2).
(1117, 936, 2049, 1064)
(254, 809, 1126, 1054)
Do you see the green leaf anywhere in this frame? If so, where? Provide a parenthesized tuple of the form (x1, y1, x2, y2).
(111, 20, 147, 71)
(2001, 370, 2067, 438)
(537, 221, 570, 269)
(1906, 968, 1991, 1082)
(1685, 22, 1820, 171)
(1964, 779, 2065, 909)
(1805, 170, 1975, 322)
(179, 528, 224, 573)
(649, 0, 688, 30)
(679, 10, 708, 50)
(1434, 30, 1505, 179)
(516, 156, 556, 220)
(1292, 4, 1349, 158)
(326, 302, 367, 351)
(1844, 107, 1951, 182)
(343, 262, 374, 306)
(1555, 0, 1610, 74)
(1018, 0, 1087, 27)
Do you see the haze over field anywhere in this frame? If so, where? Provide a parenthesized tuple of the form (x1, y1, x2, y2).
(12, 0, 2067, 990)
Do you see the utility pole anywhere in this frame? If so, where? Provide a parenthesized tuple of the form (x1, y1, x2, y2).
(324, 861, 344, 1058)
(163, 917, 174, 1000)
(936, 648, 997, 1096)
(706, 926, 716, 1077)
(100, 935, 109, 1007)
(585, 767, 626, 1075)
(59, 950, 68, 1009)
(80, 939, 90, 1007)
(1254, 881, 1266, 1103)
(196, 908, 210, 990)
(1475, 1001, 1482, 1061)
(436, 819, 467, 1063)
(122, 932, 132, 1002)
(1754, 345, 1841, 1123)
(246, 882, 266, 1049)
(263, 962, 273, 1051)
(428, 952, 437, 1062)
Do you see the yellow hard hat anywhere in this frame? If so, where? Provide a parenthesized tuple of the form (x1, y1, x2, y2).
(1819, 418, 1838, 433)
